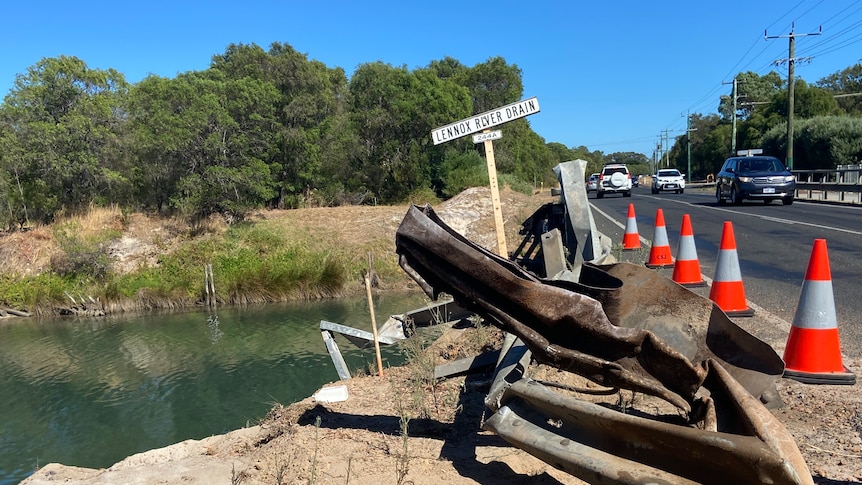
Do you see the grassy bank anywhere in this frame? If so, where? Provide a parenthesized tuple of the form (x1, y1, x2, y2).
(0, 205, 415, 316)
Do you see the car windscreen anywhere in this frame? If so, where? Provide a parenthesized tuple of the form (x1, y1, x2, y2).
(738, 158, 784, 173)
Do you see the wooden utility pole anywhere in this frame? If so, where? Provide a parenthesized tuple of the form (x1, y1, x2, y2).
(722, 78, 739, 154)
(686, 111, 696, 182)
(661, 129, 673, 168)
(766, 22, 821, 170)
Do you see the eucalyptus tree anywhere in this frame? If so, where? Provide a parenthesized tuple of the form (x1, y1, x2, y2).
(459, 56, 523, 114)
(0, 56, 131, 224)
(211, 42, 350, 208)
(128, 70, 279, 219)
(348, 62, 471, 203)
(817, 62, 862, 116)
(719, 71, 783, 122)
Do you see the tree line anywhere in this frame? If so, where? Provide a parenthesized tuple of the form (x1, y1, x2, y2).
(1, 42, 860, 231)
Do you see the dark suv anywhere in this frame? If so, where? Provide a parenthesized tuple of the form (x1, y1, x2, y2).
(716, 156, 795, 205)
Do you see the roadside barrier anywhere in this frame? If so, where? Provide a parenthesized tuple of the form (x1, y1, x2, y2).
(645, 209, 673, 268)
(622, 203, 641, 250)
(709, 221, 754, 316)
(672, 214, 707, 287)
(783, 239, 856, 385)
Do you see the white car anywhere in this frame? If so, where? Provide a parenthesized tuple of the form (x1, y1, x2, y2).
(652, 169, 686, 194)
(596, 164, 632, 198)
(587, 173, 599, 192)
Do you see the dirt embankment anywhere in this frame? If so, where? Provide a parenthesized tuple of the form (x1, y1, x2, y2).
(0, 186, 552, 315)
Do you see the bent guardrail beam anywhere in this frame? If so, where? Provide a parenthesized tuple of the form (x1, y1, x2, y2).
(482, 361, 811, 485)
(396, 204, 704, 411)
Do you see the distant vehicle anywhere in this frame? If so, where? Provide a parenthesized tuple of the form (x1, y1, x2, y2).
(652, 169, 686, 194)
(715, 155, 795, 205)
(597, 164, 632, 198)
(587, 173, 599, 192)
(632, 176, 639, 188)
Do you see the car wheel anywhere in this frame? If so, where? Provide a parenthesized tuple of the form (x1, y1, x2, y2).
(623, 191, 631, 197)
(731, 187, 743, 205)
(782, 197, 794, 206)
(651, 188, 658, 194)
(679, 188, 684, 194)
(715, 186, 725, 205)
(597, 191, 603, 199)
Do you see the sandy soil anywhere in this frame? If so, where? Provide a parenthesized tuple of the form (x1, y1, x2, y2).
(13, 187, 862, 485)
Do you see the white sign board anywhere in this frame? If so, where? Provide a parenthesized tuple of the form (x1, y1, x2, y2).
(737, 148, 763, 156)
(472, 130, 502, 144)
(431, 97, 540, 145)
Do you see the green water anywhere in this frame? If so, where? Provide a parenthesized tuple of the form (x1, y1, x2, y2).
(0, 293, 429, 484)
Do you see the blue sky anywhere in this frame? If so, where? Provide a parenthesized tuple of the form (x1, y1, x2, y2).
(2, 1, 860, 157)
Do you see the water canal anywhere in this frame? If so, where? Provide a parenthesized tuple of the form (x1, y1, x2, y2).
(0, 292, 430, 484)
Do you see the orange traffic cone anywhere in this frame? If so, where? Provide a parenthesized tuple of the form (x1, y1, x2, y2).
(645, 209, 673, 268)
(672, 214, 707, 287)
(708, 221, 754, 316)
(783, 239, 856, 385)
(622, 203, 641, 250)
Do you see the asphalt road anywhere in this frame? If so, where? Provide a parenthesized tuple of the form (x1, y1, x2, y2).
(586, 185, 862, 355)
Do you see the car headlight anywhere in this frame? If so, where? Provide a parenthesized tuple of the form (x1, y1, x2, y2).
(738, 176, 752, 183)
(784, 175, 795, 182)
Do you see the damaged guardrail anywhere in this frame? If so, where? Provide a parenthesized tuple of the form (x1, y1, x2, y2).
(394, 203, 811, 484)
(389, 159, 812, 484)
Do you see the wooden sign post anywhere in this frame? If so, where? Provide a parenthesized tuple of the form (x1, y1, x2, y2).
(431, 98, 540, 258)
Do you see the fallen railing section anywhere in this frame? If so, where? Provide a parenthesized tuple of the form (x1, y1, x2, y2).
(320, 297, 472, 380)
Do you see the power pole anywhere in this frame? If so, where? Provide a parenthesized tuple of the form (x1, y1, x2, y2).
(661, 129, 672, 168)
(686, 111, 697, 182)
(722, 78, 739, 154)
(766, 22, 821, 170)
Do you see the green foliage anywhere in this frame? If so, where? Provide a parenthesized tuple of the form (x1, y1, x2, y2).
(459, 56, 523, 114)
(50, 221, 119, 280)
(0, 56, 131, 223)
(94, 222, 350, 306)
(767, 79, 840, 118)
(438, 149, 488, 197)
(0, 272, 72, 308)
(762, 116, 862, 169)
(817, 62, 862, 116)
(497, 173, 535, 195)
(401, 186, 442, 206)
(719, 71, 784, 122)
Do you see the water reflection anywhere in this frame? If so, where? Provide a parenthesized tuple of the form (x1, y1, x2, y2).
(0, 292, 429, 484)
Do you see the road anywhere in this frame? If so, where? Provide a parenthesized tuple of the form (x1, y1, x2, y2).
(586, 184, 862, 355)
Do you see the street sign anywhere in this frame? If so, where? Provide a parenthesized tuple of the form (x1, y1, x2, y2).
(737, 148, 763, 156)
(472, 130, 502, 144)
(431, 97, 540, 145)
